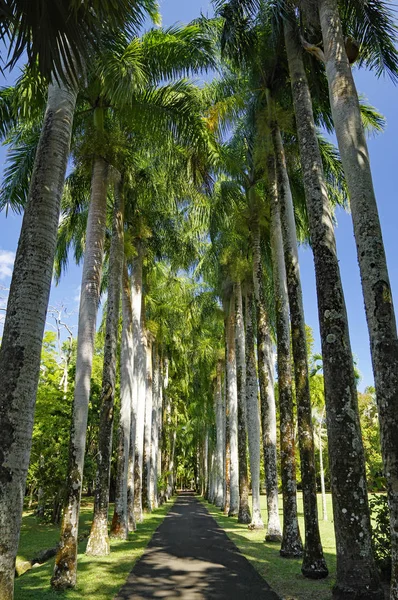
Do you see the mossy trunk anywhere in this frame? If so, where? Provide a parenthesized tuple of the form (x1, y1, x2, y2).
(252, 219, 282, 542)
(268, 162, 303, 558)
(271, 123, 327, 577)
(110, 261, 133, 540)
(245, 290, 264, 529)
(0, 80, 77, 600)
(52, 155, 109, 589)
(318, 1, 398, 595)
(86, 179, 124, 556)
(284, 16, 382, 599)
(235, 282, 251, 524)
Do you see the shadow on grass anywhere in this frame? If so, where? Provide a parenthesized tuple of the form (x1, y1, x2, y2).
(201, 498, 336, 600)
(14, 499, 176, 600)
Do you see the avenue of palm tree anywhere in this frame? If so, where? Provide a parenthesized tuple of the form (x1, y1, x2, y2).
(0, 1, 397, 599)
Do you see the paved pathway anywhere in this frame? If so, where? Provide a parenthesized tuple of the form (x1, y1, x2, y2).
(115, 492, 280, 600)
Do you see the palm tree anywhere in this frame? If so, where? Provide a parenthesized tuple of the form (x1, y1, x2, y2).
(0, 5, 157, 596)
(235, 280, 251, 524)
(314, 3, 398, 594)
(86, 176, 124, 556)
(267, 159, 303, 560)
(280, 9, 382, 598)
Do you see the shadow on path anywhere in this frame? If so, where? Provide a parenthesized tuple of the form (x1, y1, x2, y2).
(115, 492, 280, 599)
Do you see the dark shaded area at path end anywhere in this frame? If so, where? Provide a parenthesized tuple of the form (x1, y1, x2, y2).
(115, 492, 280, 599)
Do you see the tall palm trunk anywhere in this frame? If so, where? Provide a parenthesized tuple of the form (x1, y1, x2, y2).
(144, 334, 153, 511)
(284, 17, 382, 599)
(225, 295, 239, 517)
(133, 293, 147, 524)
(111, 261, 133, 539)
(268, 168, 303, 558)
(318, 408, 328, 522)
(214, 360, 225, 508)
(245, 290, 264, 529)
(223, 358, 231, 515)
(271, 124, 327, 577)
(152, 346, 160, 508)
(52, 153, 109, 589)
(86, 177, 124, 556)
(318, 2, 398, 594)
(0, 80, 77, 600)
(235, 282, 251, 524)
(127, 244, 143, 530)
(252, 219, 282, 542)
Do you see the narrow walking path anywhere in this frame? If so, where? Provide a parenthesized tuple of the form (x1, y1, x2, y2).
(115, 492, 280, 599)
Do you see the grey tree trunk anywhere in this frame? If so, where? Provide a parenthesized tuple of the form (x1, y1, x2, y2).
(133, 291, 147, 524)
(252, 220, 282, 542)
(0, 80, 77, 600)
(144, 334, 153, 511)
(214, 360, 225, 508)
(225, 295, 239, 517)
(245, 290, 264, 529)
(235, 282, 251, 524)
(318, 2, 398, 595)
(52, 156, 109, 589)
(110, 260, 133, 539)
(127, 244, 143, 530)
(271, 124, 327, 577)
(151, 343, 161, 508)
(268, 168, 303, 558)
(318, 409, 328, 522)
(86, 177, 124, 556)
(284, 16, 382, 599)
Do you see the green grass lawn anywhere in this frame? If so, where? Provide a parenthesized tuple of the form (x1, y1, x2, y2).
(15, 498, 174, 600)
(202, 493, 337, 600)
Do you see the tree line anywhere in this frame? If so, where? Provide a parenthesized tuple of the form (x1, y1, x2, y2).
(0, 1, 397, 600)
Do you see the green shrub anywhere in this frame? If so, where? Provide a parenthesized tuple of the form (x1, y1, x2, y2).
(369, 494, 391, 580)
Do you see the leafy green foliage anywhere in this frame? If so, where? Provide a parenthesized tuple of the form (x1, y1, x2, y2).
(369, 494, 391, 580)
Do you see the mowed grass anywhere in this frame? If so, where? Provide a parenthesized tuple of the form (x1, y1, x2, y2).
(202, 493, 337, 600)
(15, 497, 175, 600)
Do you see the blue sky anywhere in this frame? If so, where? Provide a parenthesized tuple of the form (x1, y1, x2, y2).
(0, 0, 397, 390)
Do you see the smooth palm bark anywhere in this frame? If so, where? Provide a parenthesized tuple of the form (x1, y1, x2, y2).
(225, 296, 239, 517)
(271, 126, 327, 576)
(318, 2, 398, 594)
(269, 173, 303, 558)
(245, 290, 264, 529)
(214, 360, 225, 507)
(86, 178, 124, 556)
(127, 244, 143, 530)
(144, 334, 153, 511)
(235, 282, 251, 524)
(110, 261, 133, 539)
(151, 347, 159, 509)
(223, 356, 231, 515)
(133, 293, 147, 524)
(52, 155, 109, 589)
(318, 409, 328, 522)
(0, 80, 77, 600)
(284, 17, 382, 599)
(252, 220, 282, 542)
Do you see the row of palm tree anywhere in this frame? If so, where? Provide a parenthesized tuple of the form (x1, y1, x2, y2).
(0, 1, 397, 600)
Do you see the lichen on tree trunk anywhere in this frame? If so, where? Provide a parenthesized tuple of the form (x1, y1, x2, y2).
(252, 218, 282, 542)
(0, 79, 77, 600)
(235, 282, 251, 525)
(271, 121, 327, 577)
(268, 160, 303, 558)
(284, 14, 382, 598)
(87, 178, 124, 556)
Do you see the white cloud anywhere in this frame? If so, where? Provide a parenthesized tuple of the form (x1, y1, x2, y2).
(0, 250, 15, 280)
